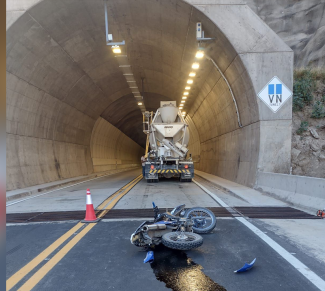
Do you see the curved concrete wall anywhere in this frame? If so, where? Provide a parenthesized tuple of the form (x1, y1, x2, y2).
(90, 117, 143, 173)
(6, 0, 293, 190)
(6, 72, 94, 190)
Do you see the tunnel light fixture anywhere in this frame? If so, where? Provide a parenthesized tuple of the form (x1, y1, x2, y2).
(189, 72, 196, 77)
(184, 92, 189, 96)
(185, 86, 191, 90)
(112, 45, 121, 54)
(138, 102, 143, 106)
(187, 79, 193, 84)
(195, 51, 204, 59)
(127, 81, 136, 82)
(182, 96, 187, 100)
(192, 63, 200, 69)
(181, 100, 185, 103)
(182, 111, 186, 115)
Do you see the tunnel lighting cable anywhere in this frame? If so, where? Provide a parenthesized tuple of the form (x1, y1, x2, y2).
(7, 175, 142, 291)
(193, 178, 325, 291)
(205, 55, 242, 128)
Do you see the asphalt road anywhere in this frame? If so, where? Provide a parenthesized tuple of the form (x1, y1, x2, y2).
(6, 170, 324, 291)
(6, 219, 319, 291)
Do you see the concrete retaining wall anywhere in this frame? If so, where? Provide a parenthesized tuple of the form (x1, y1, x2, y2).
(255, 171, 325, 211)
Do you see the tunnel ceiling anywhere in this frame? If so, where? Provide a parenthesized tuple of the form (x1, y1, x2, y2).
(7, 0, 217, 148)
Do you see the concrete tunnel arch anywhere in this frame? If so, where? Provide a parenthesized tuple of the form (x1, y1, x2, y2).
(6, 0, 293, 191)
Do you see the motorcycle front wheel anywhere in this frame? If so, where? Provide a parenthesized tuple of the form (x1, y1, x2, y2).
(185, 207, 217, 234)
(161, 232, 203, 250)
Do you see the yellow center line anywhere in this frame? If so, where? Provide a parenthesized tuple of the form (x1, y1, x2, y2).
(6, 174, 142, 291)
(10, 174, 142, 291)
(6, 222, 84, 291)
(96, 175, 142, 210)
(17, 223, 96, 291)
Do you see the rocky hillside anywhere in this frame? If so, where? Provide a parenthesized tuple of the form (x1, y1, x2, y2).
(246, 0, 325, 68)
(291, 71, 325, 178)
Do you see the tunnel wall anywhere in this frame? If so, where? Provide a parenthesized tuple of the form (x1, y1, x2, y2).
(185, 1, 293, 187)
(90, 117, 142, 173)
(6, 0, 293, 190)
(6, 72, 94, 190)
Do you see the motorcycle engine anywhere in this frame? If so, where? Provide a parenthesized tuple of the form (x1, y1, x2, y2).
(130, 233, 147, 247)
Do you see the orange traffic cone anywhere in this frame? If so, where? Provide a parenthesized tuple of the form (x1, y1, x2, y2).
(82, 189, 100, 223)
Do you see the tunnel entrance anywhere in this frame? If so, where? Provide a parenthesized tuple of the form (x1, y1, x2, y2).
(6, 0, 293, 191)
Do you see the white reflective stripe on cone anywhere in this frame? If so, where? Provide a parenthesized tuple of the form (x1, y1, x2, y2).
(86, 194, 93, 205)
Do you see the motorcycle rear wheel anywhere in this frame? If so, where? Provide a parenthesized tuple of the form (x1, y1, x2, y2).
(185, 207, 217, 234)
(161, 232, 203, 250)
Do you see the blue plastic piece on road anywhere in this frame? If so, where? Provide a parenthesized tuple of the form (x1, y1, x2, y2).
(144, 251, 154, 263)
(234, 258, 256, 273)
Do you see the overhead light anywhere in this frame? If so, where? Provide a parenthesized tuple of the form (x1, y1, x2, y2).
(127, 81, 136, 82)
(189, 72, 196, 77)
(184, 92, 189, 96)
(192, 63, 199, 69)
(112, 45, 121, 54)
(187, 79, 193, 84)
(195, 51, 204, 59)
(181, 100, 185, 103)
(182, 111, 186, 115)
(182, 96, 187, 100)
(138, 102, 143, 105)
(185, 86, 191, 90)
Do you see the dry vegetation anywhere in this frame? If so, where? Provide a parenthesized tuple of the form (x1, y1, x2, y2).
(291, 69, 325, 178)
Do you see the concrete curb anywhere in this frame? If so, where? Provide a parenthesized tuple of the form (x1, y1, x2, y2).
(6, 167, 141, 202)
(255, 171, 325, 212)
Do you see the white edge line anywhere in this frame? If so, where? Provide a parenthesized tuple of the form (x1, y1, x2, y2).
(193, 179, 325, 291)
(7, 173, 122, 207)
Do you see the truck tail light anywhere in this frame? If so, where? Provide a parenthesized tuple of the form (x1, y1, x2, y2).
(150, 165, 155, 170)
(184, 165, 189, 169)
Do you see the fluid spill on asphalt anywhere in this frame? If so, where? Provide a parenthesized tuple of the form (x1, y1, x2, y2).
(150, 245, 227, 291)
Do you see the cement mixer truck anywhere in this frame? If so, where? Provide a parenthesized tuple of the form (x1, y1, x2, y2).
(143, 101, 194, 182)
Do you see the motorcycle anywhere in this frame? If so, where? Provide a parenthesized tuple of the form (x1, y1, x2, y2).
(130, 203, 217, 251)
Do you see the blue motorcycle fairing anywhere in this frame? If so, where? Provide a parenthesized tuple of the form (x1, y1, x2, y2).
(144, 251, 154, 263)
(234, 258, 256, 273)
(155, 221, 173, 224)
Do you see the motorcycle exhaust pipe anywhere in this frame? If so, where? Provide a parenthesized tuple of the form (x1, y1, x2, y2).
(143, 224, 167, 231)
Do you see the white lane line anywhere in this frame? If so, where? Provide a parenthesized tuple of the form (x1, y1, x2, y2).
(7, 173, 123, 207)
(193, 179, 325, 291)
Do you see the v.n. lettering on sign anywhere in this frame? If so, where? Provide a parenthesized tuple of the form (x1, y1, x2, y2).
(268, 84, 282, 106)
(258, 76, 292, 113)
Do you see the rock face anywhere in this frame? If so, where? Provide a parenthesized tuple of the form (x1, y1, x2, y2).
(246, 0, 325, 68)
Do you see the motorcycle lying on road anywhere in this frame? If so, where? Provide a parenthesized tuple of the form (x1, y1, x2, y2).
(130, 203, 217, 251)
